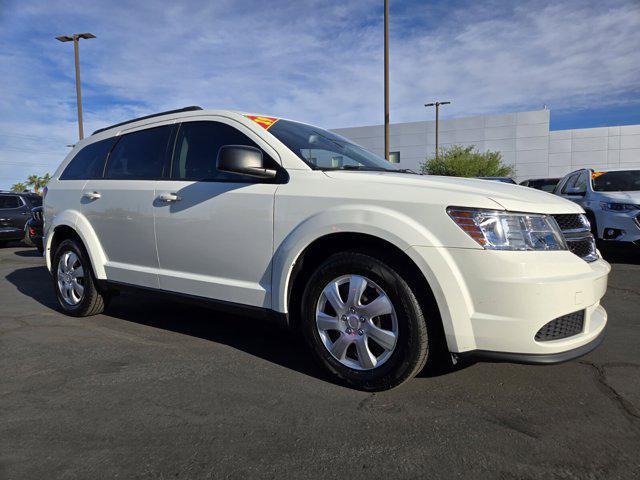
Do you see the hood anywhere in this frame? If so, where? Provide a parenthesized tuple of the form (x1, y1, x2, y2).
(597, 191, 640, 204)
(323, 171, 582, 214)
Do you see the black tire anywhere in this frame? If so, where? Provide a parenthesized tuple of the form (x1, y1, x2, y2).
(585, 211, 598, 238)
(52, 238, 108, 317)
(301, 252, 429, 391)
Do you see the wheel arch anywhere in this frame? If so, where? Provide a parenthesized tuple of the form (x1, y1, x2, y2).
(583, 208, 599, 237)
(45, 211, 107, 279)
(279, 231, 445, 347)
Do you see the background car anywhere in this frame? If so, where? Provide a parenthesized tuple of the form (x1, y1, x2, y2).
(554, 168, 640, 247)
(0, 191, 42, 247)
(476, 176, 517, 184)
(25, 206, 44, 254)
(520, 177, 560, 192)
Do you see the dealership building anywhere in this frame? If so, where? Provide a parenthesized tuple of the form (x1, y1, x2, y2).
(332, 109, 640, 182)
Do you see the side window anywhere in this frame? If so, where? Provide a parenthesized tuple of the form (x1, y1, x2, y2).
(171, 121, 276, 181)
(573, 171, 588, 193)
(60, 138, 116, 180)
(0, 195, 21, 209)
(29, 196, 43, 207)
(105, 126, 172, 180)
(560, 174, 578, 194)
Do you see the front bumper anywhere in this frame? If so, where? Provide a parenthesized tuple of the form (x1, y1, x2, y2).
(454, 312, 606, 364)
(406, 246, 610, 359)
(595, 209, 640, 243)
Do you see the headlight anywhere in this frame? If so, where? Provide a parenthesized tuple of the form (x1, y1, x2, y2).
(599, 202, 639, 212)
(447, 207, 567, 251)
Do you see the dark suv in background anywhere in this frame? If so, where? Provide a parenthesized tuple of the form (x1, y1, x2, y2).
(0, 192, 42, 247)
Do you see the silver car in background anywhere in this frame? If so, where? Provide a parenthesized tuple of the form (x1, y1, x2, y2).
(555, 168, 640, 246)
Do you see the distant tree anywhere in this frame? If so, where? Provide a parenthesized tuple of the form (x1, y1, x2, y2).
(10, 182, 28, 193)
(40, 173, 52, 190)
(26, 174, 42, 194)
(420, 145, 514, 178)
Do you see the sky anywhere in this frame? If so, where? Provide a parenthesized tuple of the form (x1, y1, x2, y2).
(0, 0, 639, 189)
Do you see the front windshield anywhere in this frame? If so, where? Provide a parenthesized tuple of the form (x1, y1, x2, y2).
(268, 119, 399, 171)
(592, 170, 640, 192)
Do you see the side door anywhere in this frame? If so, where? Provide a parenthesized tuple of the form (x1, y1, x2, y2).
(153, 118, 282, 307)
(82, 124, 174, 288)
(0, 194, 29, 242)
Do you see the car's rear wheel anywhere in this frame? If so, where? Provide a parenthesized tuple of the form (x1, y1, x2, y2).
(52, 238, 108, 316)
(301, 252, 429, 391)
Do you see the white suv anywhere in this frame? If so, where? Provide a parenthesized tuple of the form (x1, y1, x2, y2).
(44, 107, 610, 390)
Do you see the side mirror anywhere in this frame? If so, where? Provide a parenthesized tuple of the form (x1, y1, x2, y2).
(217, 145, 276, 179)
(566, 186, 586, 196)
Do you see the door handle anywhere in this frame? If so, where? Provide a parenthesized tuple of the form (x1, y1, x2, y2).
(82, 191, 101, 200)
(158, 193, 181, 203)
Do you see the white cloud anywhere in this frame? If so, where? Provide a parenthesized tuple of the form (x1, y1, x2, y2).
(0, 0, 638, 188)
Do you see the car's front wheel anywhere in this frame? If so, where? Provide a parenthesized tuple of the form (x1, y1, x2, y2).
(301, 252, 429, 391)
(52, 238, 108, 316)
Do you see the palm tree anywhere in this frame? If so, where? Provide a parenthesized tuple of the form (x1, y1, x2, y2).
(40, 173, 52, 190)
(10, 182, 28, 193)
(26, 174, 41, 194)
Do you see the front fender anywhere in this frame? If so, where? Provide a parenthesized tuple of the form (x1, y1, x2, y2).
(45, 210, 108, 279)
(271, 205, 439, 314)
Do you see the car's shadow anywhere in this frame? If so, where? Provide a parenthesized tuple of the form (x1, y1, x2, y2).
(6, 264, 468, 385)
(5, 265, 332, 383)
(14, 249, 41, 258)
(599, 245, 640, 265)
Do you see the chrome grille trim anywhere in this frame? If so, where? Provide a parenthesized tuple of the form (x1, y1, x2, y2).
(552, 213, 598, 262)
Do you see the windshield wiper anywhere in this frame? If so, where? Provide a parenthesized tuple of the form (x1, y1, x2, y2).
(392, 168, 420, 175)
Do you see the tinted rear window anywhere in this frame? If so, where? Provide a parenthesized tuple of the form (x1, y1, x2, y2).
(0, 195, 21, 208)
(60, 138, 116, 180)
(105, 126, 172, 180)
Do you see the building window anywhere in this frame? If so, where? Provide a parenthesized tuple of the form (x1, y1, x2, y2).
(389, 151, 400, 164)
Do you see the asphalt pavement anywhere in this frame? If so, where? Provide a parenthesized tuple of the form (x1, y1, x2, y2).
(1, 244, 639, 479)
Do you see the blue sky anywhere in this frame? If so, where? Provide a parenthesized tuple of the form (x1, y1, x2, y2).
(0, 0, 639, 188)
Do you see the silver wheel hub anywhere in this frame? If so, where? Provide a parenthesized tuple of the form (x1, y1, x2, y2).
(316, 274, 398, 371)
(56, 251, 85, 306)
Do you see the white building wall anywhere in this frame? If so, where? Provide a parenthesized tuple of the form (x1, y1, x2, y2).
(331, 110, 640, 182)
(548, 125, 640, 179)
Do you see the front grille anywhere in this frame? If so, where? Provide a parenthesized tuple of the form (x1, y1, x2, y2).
(535, 310, 585, 341)
(552, 213, 598, 262)
(569, 237, 597, 258)
(553, 214, 585, 231)
(32, 210, 43, 222)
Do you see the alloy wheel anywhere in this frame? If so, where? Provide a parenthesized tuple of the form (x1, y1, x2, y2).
(315, 274, 398, 370)
(57, 251, 85, 306)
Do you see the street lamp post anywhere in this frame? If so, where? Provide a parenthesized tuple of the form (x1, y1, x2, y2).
(424, 101, 450, 160)
(56, 33, 96, 140)
(384, 0, 390, 161)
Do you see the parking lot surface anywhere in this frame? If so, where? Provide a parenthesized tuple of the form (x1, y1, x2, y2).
(1, 244, 639, 479)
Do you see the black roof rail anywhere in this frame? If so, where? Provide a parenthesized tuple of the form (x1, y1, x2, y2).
(91, 106, 203, 136)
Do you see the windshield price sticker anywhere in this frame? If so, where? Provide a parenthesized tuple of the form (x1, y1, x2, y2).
(245, 115, 279, 130)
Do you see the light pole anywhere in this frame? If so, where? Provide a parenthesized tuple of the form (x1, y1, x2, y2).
(424, 101, 450, 160)
(56, 33, 96, 140)
(384, 0, 390, 161)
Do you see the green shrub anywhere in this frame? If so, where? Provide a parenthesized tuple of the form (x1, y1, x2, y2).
(420, 145, 514, 178)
